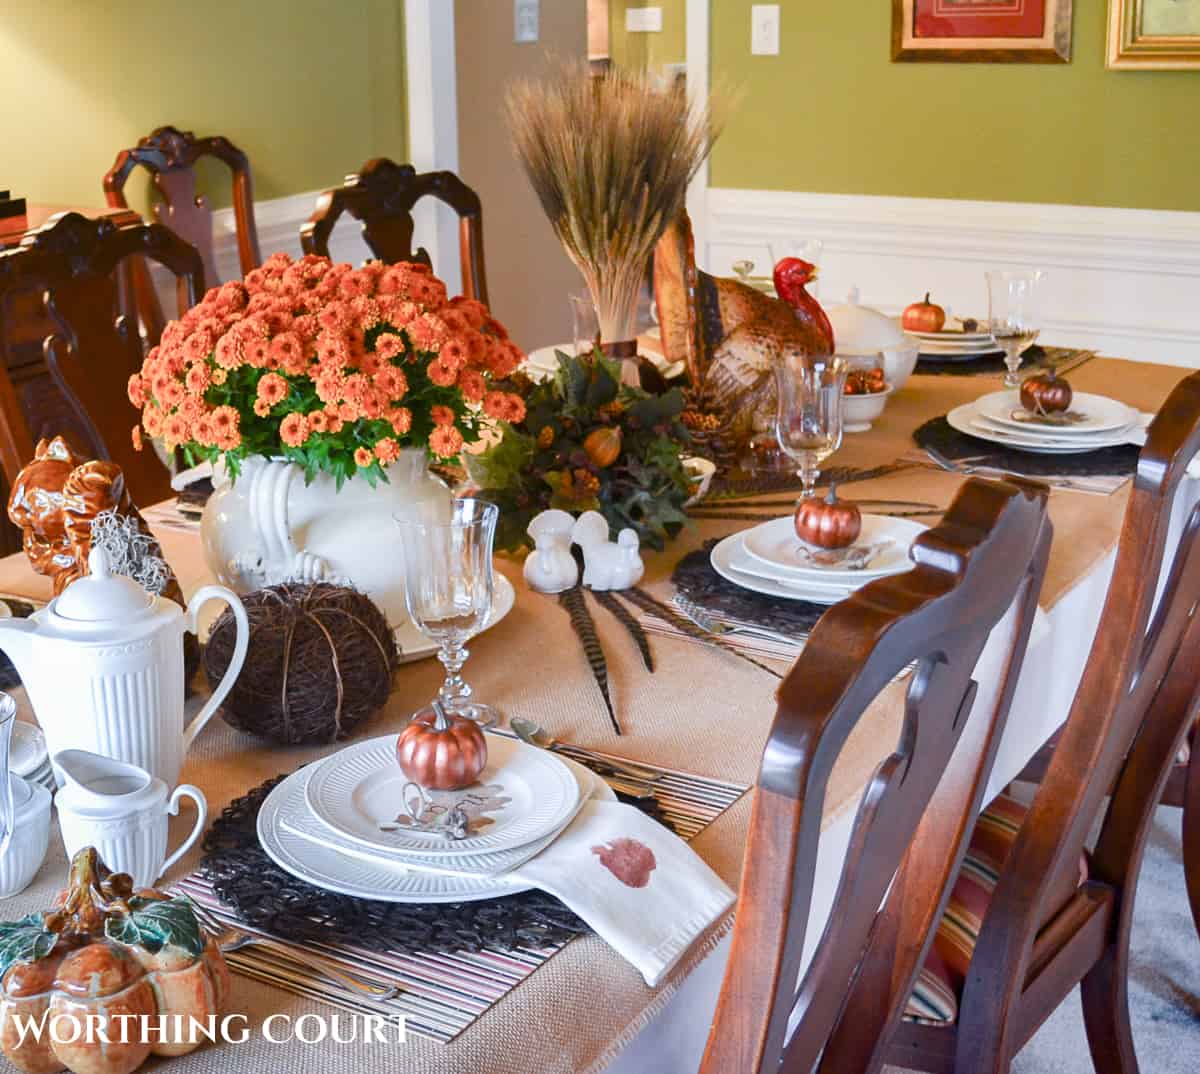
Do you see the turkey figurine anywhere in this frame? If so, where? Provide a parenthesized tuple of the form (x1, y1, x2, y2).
(654, 213, 836, 458)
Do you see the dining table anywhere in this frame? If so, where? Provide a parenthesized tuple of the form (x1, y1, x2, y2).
(0, 354, 1194, 1074)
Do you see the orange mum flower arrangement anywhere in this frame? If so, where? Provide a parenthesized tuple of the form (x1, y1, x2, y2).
(127, 252, 526, 484)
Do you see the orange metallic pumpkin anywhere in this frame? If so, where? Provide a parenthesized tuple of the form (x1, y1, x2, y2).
(1020, 371, 1073, 415)
(396, 702, 488, 790)
(794, 485, 862, 550)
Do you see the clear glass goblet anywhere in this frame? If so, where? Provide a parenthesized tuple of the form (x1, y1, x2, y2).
(986, 270, 1046, 389)
(773, 351, 848, 501)
(394, 498, 500, 729)
(0, 694, 15, 863)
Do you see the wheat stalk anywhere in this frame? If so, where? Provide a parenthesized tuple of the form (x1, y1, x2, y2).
(505, 62, 724, 344)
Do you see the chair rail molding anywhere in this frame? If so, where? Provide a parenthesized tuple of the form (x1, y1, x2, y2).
(705, 188, 1200, 367)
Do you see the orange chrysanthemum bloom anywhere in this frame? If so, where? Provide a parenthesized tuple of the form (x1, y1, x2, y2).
(211, 405, 240, 435)
(256, 373, 289, 407)
(211, 368, 228, 386)
(353, 446, 374, 468)
(388, 407, 413, 436)
(184, 364, 210, 395)
(308, 410, 329, 434)
(374, 437, 401, 464)
(127, 374, 147, 408)
(458, 369, 486, 404)
(253, 399, 271, 418)
(373, 333, 405, 362)
(429, 424, 465, 458)
(280, 412, 309, 447)
(430, 405, 455, 427)
(131, 425, 144, 452)
(373, 365, 407, 398)
(427, 360, 457, 388)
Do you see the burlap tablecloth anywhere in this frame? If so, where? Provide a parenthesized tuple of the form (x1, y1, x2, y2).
(0, 358, 1185, 1074)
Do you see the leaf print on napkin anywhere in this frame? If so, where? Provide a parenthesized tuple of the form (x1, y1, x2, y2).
(592, 838, 657, 888)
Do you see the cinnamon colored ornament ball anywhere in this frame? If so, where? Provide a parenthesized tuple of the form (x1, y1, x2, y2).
(396, 702, 488, 791)
(202, 582, 397, 745)
(794, 485, 862, 550)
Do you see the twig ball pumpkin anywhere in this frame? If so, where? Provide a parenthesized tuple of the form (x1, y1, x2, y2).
(202, 582, 397, 745)
(397, 702, 488, 791)
(794, 485, 862, 550)
(1020, 370, 1073, 415)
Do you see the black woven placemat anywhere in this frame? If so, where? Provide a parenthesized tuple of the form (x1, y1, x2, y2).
(671, 541, 826, 636)
(913, 416, 1140, 478)
(200, 770, 676, 955)
(916, 345, 1093, 378)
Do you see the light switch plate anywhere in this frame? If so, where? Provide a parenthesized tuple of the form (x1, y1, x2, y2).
(751, 4, 780, 56)
(514, 0, 539, 44)
(626, 7, 663, 33)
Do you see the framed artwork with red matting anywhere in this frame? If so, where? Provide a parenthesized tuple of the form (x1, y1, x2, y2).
(892, 0, 1074, 62)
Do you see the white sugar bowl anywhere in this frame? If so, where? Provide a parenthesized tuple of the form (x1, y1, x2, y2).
(0, 773, 52, 897)
(825, 287, 920, 391)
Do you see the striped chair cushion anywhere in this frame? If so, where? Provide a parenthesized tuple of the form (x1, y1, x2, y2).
(903, 793, 1088, 1026)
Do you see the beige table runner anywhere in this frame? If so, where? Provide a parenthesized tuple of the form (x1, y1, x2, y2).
(0, 357, 1186, 1073)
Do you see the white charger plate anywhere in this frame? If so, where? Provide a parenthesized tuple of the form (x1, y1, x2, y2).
(305, 732, 580, 857)
(710, 534, 860, 605)
(740, 515, 926, 583)
(282, 751, 604, 878)
(11, 722, 48, 779)
(975, 390, 1137, 436)
(947, 404, 1139, 456)
(394, 574, 515, 664)
(259, 759, 614, 904)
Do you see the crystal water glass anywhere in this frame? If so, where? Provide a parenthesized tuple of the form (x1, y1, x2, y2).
(986, 270, 1046, 389)
(570, 292, 600, 358)
(395, 499, 500, 729)
(0, 694, 15, 862)
(774, 352, 848, 500)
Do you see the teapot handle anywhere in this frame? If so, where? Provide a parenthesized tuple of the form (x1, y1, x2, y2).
(157, 783, 208, 882)
(182, 585, 250, 752)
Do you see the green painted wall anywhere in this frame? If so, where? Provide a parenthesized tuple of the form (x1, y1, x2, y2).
(0, 0, 406, 216)
(608, 0, 687, 75)
(710, 1, 1200, 212)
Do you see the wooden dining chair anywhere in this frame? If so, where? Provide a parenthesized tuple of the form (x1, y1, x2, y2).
(885, 369, 1200, 1074)
(0, 212, 204, 509)
(104, 125, 261, 345)
(300, 158, 489, 305)
(699, 475, 1053, 1074)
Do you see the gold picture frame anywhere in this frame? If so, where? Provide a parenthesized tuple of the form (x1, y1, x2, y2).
(1108, 0, 1200, 69)
(892, 0, 1074, 64)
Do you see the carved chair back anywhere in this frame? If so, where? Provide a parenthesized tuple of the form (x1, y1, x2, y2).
(104, 126, 260, 344)
(300, 158, 489, 305)
(698, 476, 1052, 1074)
(0, 212, 204, 509)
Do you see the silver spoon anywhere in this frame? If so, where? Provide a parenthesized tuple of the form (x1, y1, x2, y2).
(510, 718, 663, 783)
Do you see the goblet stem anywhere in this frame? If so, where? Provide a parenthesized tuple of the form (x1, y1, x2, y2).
(799, 453, 820, 499)
(437, 641, 472, 706)
(1002, 346, 1022, 389)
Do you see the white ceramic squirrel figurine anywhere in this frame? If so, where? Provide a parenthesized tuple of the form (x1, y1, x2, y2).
(571, 511, 644, 591)
(523, 509, 579, 594)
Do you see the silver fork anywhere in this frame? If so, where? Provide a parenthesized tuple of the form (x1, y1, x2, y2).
(680, 604, 804, 647)
(922, 445, 1104, 493)
(187, 897, 402, 1000)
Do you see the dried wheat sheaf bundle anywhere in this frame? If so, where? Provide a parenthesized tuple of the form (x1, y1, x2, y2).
(505, 62, 724, 345)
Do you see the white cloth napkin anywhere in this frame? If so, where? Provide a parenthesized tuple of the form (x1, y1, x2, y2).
(512, 799, 735, 987)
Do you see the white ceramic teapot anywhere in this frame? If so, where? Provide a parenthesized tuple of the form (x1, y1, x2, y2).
(0, 547, 249, 788)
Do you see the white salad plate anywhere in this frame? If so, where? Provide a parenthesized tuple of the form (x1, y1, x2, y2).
(305, 732, 580, 857)
(947, 404, 1141, 456)
(740, 515, 927, 583)
(281, 752, 605, 878)
(710, 534, 866, 605)
(524, 343, 685, 381)
(259, 760, 614, 904)
(908, 327, 995, 343)
(394, 574, 514, 665)
(967, 412, 1146, 449)
(974, 390, 1138, 436)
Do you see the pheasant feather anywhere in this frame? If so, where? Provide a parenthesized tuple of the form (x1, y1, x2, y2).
(591, 589, 655, 673)
(558, 585, 622, 736)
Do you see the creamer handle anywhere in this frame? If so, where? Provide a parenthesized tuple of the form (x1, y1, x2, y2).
(182, 586, 249, 751)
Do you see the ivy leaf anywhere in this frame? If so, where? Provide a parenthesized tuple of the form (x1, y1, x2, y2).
(0, 915, 57, 977)
(104, 897, 204, 958)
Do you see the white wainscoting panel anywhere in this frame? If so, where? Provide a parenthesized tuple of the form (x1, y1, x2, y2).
(704, 189, 1200, 368)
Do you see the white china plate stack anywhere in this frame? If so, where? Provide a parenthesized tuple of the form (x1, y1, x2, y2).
(257, 732, 607, 903)
(11, 722, 53, 792)
(906, 326, 1003, 362)
(948, 390, 1146, 456)
(523, 340, 684, 381)
(710, 515, 927, 604)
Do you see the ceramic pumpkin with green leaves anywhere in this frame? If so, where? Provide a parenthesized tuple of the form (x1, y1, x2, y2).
(0, 848, 230, 1074)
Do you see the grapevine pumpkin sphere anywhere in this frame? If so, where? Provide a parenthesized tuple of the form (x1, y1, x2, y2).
(0, 849, 230, 1074)
(397, 701, 489, 791)
(1020, 371, 1073, 415)
(794, 485, 862, 550)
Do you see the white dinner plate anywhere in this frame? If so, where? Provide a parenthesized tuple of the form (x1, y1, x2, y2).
(946, 404, 1140, 455)
(710, 534, 864, 605)
(394, 573, 515, 664)
(11, 722, 48, 779)
(523, 343, 685, 381)
(305, 732, 580, 857)
(740, 515, 927, 583)
(974, 390, 1138, 436)
(907, 328, 995, 343)
(282, 752, 605, 877)
(260, 759, 614, 904)
(969, 412, 1144, 449)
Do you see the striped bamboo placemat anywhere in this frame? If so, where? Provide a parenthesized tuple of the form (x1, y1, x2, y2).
(176, 748, 748, 1044)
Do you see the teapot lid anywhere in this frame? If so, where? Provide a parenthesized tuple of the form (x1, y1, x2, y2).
(53, 548, 155, 624)
(825, 287, 908, 356)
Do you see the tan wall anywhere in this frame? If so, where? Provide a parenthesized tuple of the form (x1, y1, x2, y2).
(455, 2, 588, 351)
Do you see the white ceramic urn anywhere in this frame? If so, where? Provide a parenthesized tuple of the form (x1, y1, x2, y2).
(200, 449, 451, 626)
(0, 548, 249, 788)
